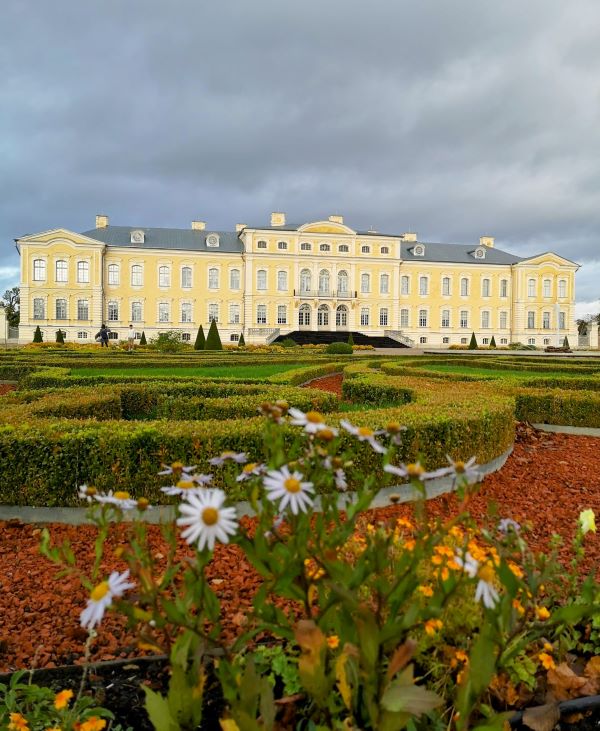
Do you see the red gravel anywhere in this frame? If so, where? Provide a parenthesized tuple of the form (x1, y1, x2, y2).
(305, 372, 343, 398)
(0, 427, 599, 672)
(0, 384, 16, 396)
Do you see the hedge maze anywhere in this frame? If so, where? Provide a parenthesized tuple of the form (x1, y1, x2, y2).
(0, 350, 599, 507)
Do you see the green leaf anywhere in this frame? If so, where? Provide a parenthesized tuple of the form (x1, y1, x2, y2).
(381, 666, 442, 716)
(142, 685, 179, 731)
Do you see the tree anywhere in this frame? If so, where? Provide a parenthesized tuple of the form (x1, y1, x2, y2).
(139, 331, 147, 346)
(468, 332, 478, 349)
(490, 335, 496, 348)
(55, 329, 65, 344)
(33, 325, 43, 343)
(347, 332, 354, 347)
(205, 319, 223, 350)
(1, 287, 20, 328)
(194, 325, 206, 351)
(238, 332, 245, 347)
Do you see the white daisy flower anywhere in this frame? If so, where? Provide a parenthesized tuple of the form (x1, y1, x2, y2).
(340, 420, 386, 454)
(263, 465, 315, 515)
(288, 408, 330, 434)
(497, 517, 521, 534)
(236, 462, 266, 482)
(190, 473, 213, 485)
(334, 469, 348, 492)
(455, 552, 500, 609)
(158, 462, 196, 476)
(475, 575, 500, 609)
(94, 490, 138, 510)
(77, 484, 96, 503)
(209, 451, 248, 466)
(176, 489, 238, 551)
(384, 462, 450, 482)
(446, 455, 481, 484)
(454, 551, 479, 578)
(80, 570, 134, 629)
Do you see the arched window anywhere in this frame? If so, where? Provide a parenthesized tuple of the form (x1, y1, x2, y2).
(277, 305, 287, 324)
(256, 269, 267, 290)
(558, 280, 567, 298)
(482, 278, 491, 297)
(336, 305, 348, 327)
(33, 259, 46, 281)
(543, 279, 551, 297)
(401, 275, 409, 295)
(442, 277, 451, 296)
(441, 309, 450, 327)
(131, 265, 143, 286)
(108, 264, 120, 285)
(208, 268, 219, 289)
(257, 240, 267, 249)
(131, 302, 142, 321)
(230, 269, 240, 289)
(361, 245, 370, 254)
(159, 266, 171, 287)
(256, 305, 267, 324)
(360, 307, 369, 326)
(181, 267, 192, 288)
(361, 273, 370, 293)
(379, 308, 389, 326)
(33, 298, 45, 319)
(107, 301, 119, 321)
(528, 279, 536, 297)
(55, 299, 67, 319)
(77, 261, 89, 283)
(277, 241, 288, 250)
(460, 278, 469, 296)
(380, 274, 389, 294)
(277, 271, 288, 291)
(317, 304, 329, 326)
(159, 303, 170, 322)
(300, 269, 311, 293)
(339, 244, 349, 253)
(419, 276, 428, 296)
(55, 260, 68, 283)
(181, 303, 192, 322)
(299, 304, 311, 326)
(500, 279, 508, 297)
(381, 246, 389, 254)
(318, 269, 330, 295)
(419, 309, 428, 327)
(319, 243, 331, 252)
(337, 270, 348, 294)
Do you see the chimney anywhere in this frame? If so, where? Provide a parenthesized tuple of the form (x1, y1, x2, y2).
(235, 223, 247, 233)
(270, 212, 286, 227)
(96, 214, 109, 228)
(480, 236, 495, 248)
(191, 220, 206, 231)
(403, 232, 417, 241)
(329, 215, 344, 224)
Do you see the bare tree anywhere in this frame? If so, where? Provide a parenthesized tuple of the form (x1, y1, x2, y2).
(1, 287, 20, 328)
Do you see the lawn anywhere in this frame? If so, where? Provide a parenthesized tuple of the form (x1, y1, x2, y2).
(69, 363, 305, 379)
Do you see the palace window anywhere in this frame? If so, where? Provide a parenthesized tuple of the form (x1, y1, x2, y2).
(528, 338, 536, 345)
(401, 275, 409, 295)
(460, 278, 469, 296)
(559, 311, 566, 329)
(400, 309, 409, 327)
(278, 241, 288, 250)
(360, 308, 369, 326)
(419, 309, 427, 327)
(528, 279, 536, 297)
(33, 259, 46, 281)
(77, 331, 88, 340)
(230, 333, 239, 342)
(441, 309, 450, 328)
(181, 267, 192, 289)
(77, 299, 89, 320)
(208, 304, 218, 322)
(256, 305, 267, 324)
(208, 268, 219, 289)
(543, 279, 551, 298)
(300, 269, 311, 293)
(299, 304, 310, 326)
(230, 269, 240, 289)
(277, 305, 287, 325)
(77, 261, 89, 283)
(56, 260, 68, 283)
(460, 310, 468, 328)
(108, 264, 120, 285)
(319, 243, 331, 252)
(131, 302, 142, 322)
(300, 242, 312, 251)
(381, 246, 389, 254)
(55, 299, 67, 320)
(442, 277, 451, 296)
(482, 278, 491, 297)
(443, 337, 449, 344)
(542, 312, 550, 329)
(317, 305, 329, 326)
(500, 311, 508, 329)
(337, 270, 348, 294)
(182, 333, 191, 342)
(107, 301, 119, 321)
(379, 308, 388, 326)
(482, 338, 489, 345)
(256, 270, 267, 290)
(558, 280, 566, 298)
(159, 266, 171, 288)
(158, 303, 170, 323)
(420, 336, 427, 344)
(527, 311, 535, 329)
(277, 271, 288, 291)
(361, 273, 370, 293)
(419, 276, 428, 296)
(338, 244, 349, 253)
(181, 303, 192, 323)
(318, 269, 330, 294)
(361, 245, 370, 254)
(336, 305, 348, 327)
(481, 311, 490, 328)
(257, 240, 267, 249)
(229, 304, 240, 324)
(500, 279, 508, 297)
(131, 265, 143, 286)
(380, 274, 389, 294)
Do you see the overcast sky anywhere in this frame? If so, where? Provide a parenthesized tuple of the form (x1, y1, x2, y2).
(2, 0, 599, 316)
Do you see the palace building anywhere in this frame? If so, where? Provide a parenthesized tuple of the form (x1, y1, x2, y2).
(15, 212, 578, 348)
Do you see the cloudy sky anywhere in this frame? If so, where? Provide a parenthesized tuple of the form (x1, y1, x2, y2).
(2, 0, 599, 316)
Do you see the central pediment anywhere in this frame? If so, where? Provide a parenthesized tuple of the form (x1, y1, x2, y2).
(298, 220, 356, 235)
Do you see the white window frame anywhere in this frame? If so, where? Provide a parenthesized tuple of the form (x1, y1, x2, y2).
(256, 269, 267, 290)
(181, 302, 192, 323)
(229, 304, 240, 324)
(379, 308, 388, 326)
(277, 305, 287, 324)
(181, 267, 192, 289)
(277, 270, 288, 291)
(77, 261, 90, 284)
(158, 302, 170, 323)
(56, 260, 68, 283)
(482, 278, 491, 297)
(442, 276, 451, 296)
(230, 269, 240, 289)
(256, 304, 267, 324)
(131, 302, 142, 322)
(55, 299, 67, 320)
(107, 301, 119, 322)
(77, 299, 89, 320)
(441, 309, 450, 328)
(419, 276, 428, 296)
(33, 259, 46, 281)
(108, 264, 120, 285)
(401, 276, 410, 295)
(360, 273, 370, 293)
(400, 309, 409, 327)
(419, 309, 427, 327)
(360, 307, 369, 326)
(380, 273, 389, 294)
(208, 268, 219, 289)
(131, 265, 143, 287)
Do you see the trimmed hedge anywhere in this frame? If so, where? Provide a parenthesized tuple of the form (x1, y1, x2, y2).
(515, 388, 600, 427)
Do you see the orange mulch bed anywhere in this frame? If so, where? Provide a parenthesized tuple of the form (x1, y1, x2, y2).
(0, 426, 599, 672)
(304, 372, 343, 398)
(0, 384, 16, 396)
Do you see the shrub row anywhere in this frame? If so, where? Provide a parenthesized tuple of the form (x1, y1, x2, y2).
(515, 388, 600, 427)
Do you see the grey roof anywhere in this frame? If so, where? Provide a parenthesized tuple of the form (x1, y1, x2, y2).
(81, 226, 243, 253)
(401, 241, 523, 265)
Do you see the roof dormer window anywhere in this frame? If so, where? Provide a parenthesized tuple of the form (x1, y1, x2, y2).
(474, 247, 486, 259)
(413, 245, 425, 256)
(130, 229, 145, 244)
(206, 233, 220, 248)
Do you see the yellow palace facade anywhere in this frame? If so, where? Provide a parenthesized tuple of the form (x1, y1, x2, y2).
(16, 212, 578, 348)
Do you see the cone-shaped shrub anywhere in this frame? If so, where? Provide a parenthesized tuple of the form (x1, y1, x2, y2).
(563, 336, 570, 349)
(490, 335, 496, 348)
(55, 330, 65, 344)
(205, 320, 223, 350)
(238, 332, 245, 347)
(348, 332, 354, 347)
(194, 325, 206, 350)
(468, 332, 478, 349)
(139, 331, 147, 346)
(33, 326, 43, 343)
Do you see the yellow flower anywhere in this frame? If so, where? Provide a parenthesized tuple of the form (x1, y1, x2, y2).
(418, 585, 434, 597)
(538, 652, 555, 670)
(396, 517, 414, 530)
(424, 619, 443, 636)
(304, 558, 325, 581)
(508, 561, 524, 579)
(512, 599, 525, 615)
(8, 714, 29, 731)
(543, 642, 553, 652)
(536, 606, 550, 621)
(78, 718, 107, 731)
(579, 509, 596, 534)
(327, 635, 340, 649)
(54, 689, 74, 710)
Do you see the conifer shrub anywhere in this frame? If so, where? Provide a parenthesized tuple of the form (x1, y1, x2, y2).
(139, 331, 147, 346)
(194, 325, 206, 350)
(490, 335, 496, 348)
(347, 332, 354, 347)
(55, 330, 65, 344)
(238, 332, 245, 347)
(563, 336, 571, 349)
(33, 326, 43, 343)
(205, 320, 223, 351)
(468, 332, 478, 349)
